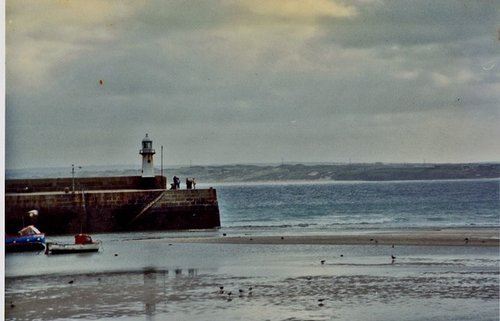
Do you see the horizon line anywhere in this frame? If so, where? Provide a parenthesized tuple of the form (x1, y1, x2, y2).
(6, 160, 500, 172)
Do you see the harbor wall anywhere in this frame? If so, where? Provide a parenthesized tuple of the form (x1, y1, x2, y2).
(5, 183, 220, 235)
(5, 176, 167, 193)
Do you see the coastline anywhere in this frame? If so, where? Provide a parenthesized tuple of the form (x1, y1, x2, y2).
(166, 228, 499, 246)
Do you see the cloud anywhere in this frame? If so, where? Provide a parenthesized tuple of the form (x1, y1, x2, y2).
(6, 0, 143, 91)
(238, 0, 358, 19)
(318, 0, 499, 48)
(5, 0, 500, 168)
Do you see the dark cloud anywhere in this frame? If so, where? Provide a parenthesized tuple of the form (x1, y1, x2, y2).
(319, 0, 499, 48)
(5, 0, 500, 169)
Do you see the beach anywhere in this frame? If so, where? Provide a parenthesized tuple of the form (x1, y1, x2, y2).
(5, 228, 499, 321)
(167, 228, 500, 246)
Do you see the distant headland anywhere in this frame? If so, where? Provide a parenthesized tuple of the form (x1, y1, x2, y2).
(7, 162, 500, 183)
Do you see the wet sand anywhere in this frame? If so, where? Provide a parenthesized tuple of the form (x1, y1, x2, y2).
(6, 266, 499, 321)
(5, 228, 499, 321)
(167, 228, 499, 246)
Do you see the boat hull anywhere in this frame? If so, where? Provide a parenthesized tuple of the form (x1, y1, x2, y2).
(46, 242, 101, 255)
(5, 235, 46, 253)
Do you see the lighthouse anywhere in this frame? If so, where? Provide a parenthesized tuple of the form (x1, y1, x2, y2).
(140, 134, 156, 178)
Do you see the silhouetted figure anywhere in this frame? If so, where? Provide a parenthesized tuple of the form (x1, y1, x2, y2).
(186, 177, 196, 189)
(172, 176, 180, 189)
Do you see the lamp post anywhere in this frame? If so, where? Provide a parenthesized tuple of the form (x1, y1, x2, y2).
(161, 145, 164, 188)
(71, 164, 82, 193)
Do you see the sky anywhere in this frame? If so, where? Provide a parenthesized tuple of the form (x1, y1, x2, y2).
(5, 0, 500, 170)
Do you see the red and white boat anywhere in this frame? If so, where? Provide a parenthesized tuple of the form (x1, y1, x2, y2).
(46, 233, 101, 255)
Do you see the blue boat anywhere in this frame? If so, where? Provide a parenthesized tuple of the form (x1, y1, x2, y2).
(5, 225, 46, 252)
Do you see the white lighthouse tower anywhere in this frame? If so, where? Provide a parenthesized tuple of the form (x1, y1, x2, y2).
(140, 134, 156, 178)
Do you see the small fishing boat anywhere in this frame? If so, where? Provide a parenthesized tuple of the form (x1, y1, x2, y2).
(6, 225, 46, 252)
(46, 233, 101, 255)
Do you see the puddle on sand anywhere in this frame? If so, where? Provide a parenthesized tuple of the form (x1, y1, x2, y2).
(5, 267, 499, 321)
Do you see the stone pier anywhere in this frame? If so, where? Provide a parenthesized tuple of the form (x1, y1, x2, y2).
(5, 176, 220, 235)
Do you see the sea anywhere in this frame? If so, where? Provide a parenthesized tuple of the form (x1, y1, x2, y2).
(5, 178, 500, 321)
(215, 178, 500, 233)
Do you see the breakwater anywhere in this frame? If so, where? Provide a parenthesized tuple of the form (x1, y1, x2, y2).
(5, 176, 220, 235)
(5, 176, 166, 193)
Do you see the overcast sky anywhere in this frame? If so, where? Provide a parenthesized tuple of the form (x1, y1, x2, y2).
(5, 0, 500, 169)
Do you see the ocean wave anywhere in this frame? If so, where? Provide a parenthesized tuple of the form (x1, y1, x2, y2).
(222, 223, 317, 229)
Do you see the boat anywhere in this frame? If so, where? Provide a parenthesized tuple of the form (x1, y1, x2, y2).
(46, 233, 101, 255)
(5, 225, 46, 252)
